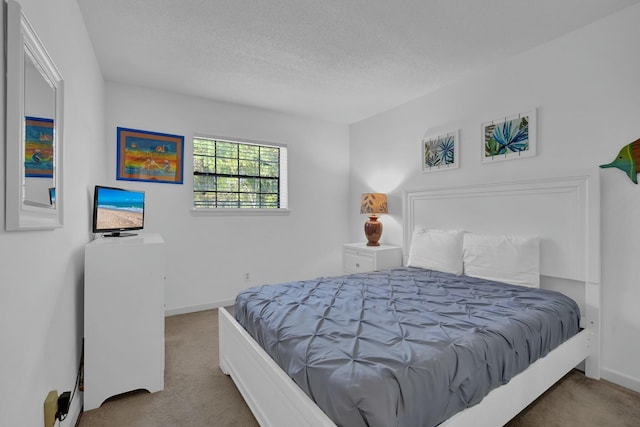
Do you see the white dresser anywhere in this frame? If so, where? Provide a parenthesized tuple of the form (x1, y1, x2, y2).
(84, 234, 165, 410)
(343, 243, 402, 274)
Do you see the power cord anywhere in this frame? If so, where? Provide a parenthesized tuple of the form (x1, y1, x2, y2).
(56, 340, 84, 424)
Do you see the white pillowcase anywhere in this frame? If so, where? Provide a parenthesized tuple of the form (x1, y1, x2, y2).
(406, 228, 464, 275)
(462, 233, 540, 288)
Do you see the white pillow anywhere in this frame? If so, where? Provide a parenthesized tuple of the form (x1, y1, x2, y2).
(462, 233, 540, 288)
(406, 228, 464, 275)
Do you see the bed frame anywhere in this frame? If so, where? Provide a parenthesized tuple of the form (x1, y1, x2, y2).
(219, 171, 601, 426)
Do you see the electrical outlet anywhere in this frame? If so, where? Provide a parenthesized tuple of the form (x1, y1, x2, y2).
(43, 390, 58, 427)
(244, 272, 250, 281)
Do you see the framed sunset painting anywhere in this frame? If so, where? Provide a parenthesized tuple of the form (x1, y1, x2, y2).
(24, 116, 54, 178)
(117, 127, 184, 184)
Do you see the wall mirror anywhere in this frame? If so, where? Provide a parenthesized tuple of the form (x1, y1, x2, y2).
(5, 0, 64, 230)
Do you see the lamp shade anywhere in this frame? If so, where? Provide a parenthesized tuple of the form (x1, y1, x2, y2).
(360, 193, 388, 215)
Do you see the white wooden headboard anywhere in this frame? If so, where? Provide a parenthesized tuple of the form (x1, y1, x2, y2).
(402, 171, 601, 377)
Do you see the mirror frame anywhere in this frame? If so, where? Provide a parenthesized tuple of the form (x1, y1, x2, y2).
(5, 0, 64, 230)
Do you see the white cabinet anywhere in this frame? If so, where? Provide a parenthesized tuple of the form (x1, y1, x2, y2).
(84, 234, 165, 410)
(343, 243, 402, 274)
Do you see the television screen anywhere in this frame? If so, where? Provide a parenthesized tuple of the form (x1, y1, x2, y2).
(92, 185, 145, 237)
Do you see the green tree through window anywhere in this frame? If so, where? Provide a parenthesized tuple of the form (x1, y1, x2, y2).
(193, 137, 287, 209)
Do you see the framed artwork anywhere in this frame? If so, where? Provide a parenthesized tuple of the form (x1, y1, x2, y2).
(117, 127, 184, 184)
(24, 116, 54, 178)
(481, 109, 536, 164)
(422, 129, 459, 173)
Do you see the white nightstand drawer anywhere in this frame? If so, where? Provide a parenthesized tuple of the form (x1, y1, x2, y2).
(342, 243, 402, 274)
(343, 251, 375, 274)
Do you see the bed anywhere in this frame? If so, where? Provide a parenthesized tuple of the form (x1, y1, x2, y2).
(219, 172, 601, 426)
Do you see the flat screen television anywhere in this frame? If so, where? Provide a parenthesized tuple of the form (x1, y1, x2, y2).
(92, 185, 145, 237)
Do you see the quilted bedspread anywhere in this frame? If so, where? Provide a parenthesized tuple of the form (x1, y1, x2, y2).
(234, 267, 581, 427)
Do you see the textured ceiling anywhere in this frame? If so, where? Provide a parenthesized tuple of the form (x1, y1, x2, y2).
(77, 0, 639, 124)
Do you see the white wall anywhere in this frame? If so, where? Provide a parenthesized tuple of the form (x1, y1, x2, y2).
(105, 83, 350, 314)
(349, 4, 640, 392)
(2, 3, 637, 426)
(0, 0, 106, 426)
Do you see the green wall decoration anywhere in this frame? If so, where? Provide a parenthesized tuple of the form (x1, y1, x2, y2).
(600, 138, 640, 184)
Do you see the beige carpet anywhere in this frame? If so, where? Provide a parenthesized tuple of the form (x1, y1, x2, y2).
(78, 309, 640, 427)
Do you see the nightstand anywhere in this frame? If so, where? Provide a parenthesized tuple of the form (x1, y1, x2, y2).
(343, 243, 403, 274)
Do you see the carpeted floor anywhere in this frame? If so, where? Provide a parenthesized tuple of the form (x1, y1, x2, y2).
(77, 309, 640, 427)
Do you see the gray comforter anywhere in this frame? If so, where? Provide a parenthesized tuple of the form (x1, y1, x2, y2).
(235, 267, 580, 427)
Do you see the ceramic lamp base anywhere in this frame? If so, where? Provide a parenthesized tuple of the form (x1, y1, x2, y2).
(364, 215, 383, 246)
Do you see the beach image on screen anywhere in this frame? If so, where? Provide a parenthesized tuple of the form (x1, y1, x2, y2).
(95, 188, 144, 230)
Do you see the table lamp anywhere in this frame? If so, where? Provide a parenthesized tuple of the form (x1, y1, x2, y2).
(360, 193, 388, 246)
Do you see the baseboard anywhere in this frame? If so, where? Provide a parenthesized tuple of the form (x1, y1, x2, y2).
(164, 299, 235, 316)
(601, 367, 640, 394)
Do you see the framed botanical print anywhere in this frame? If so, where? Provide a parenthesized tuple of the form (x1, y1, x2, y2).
(482, 109, 536, 163)
(422, 129, 459, 173)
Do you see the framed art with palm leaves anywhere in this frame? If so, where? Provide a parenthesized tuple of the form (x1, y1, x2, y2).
(422, 129, 459, 173)
(481, 109, 536, 163)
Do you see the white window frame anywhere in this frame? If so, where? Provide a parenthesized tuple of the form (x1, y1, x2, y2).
(191, 135, 289, 216)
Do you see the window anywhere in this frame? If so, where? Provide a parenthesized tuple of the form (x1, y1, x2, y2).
(193, 136, 288, 210)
